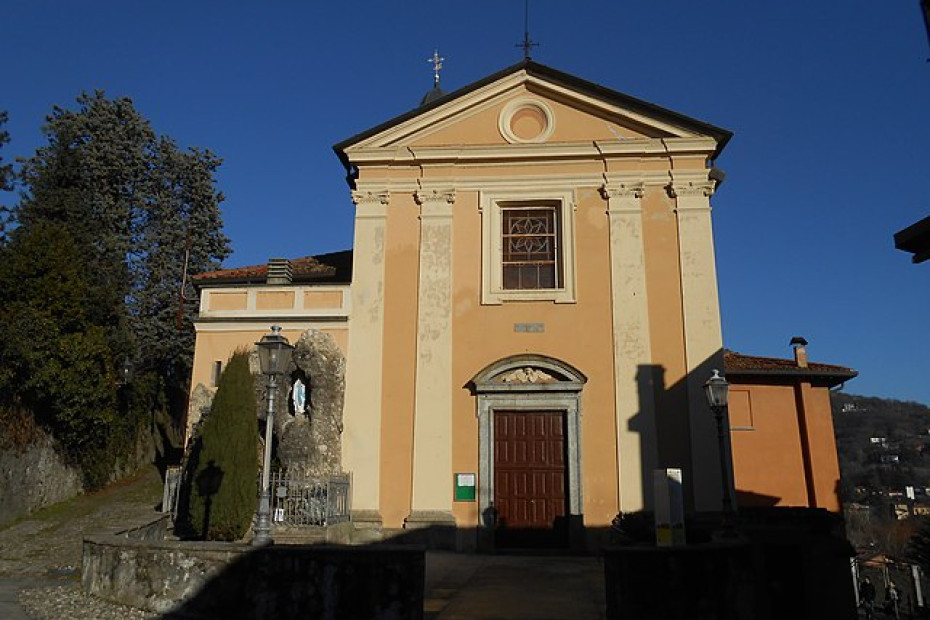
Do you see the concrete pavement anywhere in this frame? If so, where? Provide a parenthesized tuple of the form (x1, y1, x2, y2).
(425, 552, 607, 620)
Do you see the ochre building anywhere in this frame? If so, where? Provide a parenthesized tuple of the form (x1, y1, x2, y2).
(187, 60, 856, 550)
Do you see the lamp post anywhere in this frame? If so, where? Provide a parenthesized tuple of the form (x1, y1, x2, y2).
(253, 325, 294, 546)
(120, 356, 134, 386)
(703, 368, 738, 537)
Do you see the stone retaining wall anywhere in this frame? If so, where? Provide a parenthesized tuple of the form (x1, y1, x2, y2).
(0, 434, 82, 526)
(82, 529, 425, 619)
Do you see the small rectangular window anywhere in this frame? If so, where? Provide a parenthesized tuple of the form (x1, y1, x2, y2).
(501, 204, 561, 290)
(211, 361, 223, 387)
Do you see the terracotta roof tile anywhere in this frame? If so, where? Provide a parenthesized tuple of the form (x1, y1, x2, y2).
(193, 250, 352, 285)
(724, 350, 857, 385)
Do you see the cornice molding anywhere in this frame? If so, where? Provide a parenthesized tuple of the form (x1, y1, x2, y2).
(347, 136, 718, 167)
(356, 172, 675, 195)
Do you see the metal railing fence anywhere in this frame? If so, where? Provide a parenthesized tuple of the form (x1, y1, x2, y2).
(267, 470, 350, 527)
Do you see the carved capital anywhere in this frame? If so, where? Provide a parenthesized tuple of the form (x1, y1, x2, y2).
(667, 181, 715, 199)
(351, 190, 390, 206)
(414, 188, 456, 206)
(600, 182, 644, 201)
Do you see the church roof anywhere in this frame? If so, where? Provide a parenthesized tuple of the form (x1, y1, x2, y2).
(192, 250, 353, 286)
(724, 350, 857, 387)
(334, 58, 733, 168)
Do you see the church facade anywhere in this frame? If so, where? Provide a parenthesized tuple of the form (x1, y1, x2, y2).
(187, 60, 854, 551)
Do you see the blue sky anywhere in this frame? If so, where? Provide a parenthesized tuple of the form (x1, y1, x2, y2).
(3, 1, 929, 404)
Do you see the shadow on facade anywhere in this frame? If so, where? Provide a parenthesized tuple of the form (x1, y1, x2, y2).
(141, 349, 857, 618)
(609, 351, 857, 619)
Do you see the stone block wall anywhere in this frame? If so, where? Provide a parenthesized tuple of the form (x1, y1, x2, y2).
(82, 531, 425, 619)
(0, 433, 82, 526)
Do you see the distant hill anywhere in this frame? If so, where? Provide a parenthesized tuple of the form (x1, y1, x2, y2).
(831, 392, 930, 500)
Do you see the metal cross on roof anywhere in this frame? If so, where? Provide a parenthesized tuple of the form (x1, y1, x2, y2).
(516, 0, 539, 59)
(427, 50, 444, 87)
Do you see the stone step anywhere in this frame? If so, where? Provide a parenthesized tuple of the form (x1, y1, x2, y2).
(272, 526, 328, 544)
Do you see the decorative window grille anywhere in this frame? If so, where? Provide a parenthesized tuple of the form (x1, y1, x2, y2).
(501, 204, 561, 290)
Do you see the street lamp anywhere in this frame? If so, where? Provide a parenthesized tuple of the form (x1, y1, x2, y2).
(703, 369, 738, 537)
(253, 325, 294, 546)
(120, 356, 134, 385)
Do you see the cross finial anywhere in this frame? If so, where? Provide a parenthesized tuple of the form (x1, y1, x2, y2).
(516, 0, 539, 59)
(427, 50, 444, 87)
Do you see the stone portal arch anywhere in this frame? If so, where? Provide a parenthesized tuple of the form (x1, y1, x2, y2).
(469, 354, 586, 550)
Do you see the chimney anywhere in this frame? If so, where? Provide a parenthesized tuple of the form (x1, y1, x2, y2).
(266, 258, 293, 285)
(790, 336, 809, 368)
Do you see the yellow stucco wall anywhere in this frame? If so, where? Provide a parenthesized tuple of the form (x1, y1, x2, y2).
(341, 70, 729, 533)
(207, 291, 248, 311)
(728, 381, 842, 512)
(641, 188, 693, 481)
(304, 290, 343, 309)
(255, 291, 295, 310)
(801, 384, 843, 512)
(378, 195, 420, 528)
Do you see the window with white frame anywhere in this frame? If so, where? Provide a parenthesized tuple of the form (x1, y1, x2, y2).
(481, 189, 576, 304)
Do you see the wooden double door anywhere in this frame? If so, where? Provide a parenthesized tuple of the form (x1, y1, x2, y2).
(493, 410, 569, 548)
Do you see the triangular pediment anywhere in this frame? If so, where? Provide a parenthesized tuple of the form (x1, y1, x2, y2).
(335, 60, 731, 159)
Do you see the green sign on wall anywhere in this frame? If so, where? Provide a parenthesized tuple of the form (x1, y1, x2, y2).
(454, 473, 476, 502)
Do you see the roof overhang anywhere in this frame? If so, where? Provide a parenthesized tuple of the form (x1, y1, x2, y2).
(894, 216, 930, 264)
(725, 366, 858, 389)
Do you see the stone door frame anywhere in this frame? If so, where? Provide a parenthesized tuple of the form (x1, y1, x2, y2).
(470, 354, 586, 550)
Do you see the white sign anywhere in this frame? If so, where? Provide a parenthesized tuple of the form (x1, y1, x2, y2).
(654, 468, 685, 547)
(457, 473, 476, 487)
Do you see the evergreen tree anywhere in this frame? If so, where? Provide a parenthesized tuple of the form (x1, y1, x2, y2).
(17, 92, 153, 338)
(0, 111, 14, 240)
(1, 92, 231, 487)
(0, 220, 121, 486)
(14, 91, 230, 386)
(186, 350, 259, 541)
(133, 138, 229, 391)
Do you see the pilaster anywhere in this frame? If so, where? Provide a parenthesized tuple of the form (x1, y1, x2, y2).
(668, 173, 726, 512)
(406, 188, 457, 529)
(601, 181, 656, 513)
(343, 190, 389, 528)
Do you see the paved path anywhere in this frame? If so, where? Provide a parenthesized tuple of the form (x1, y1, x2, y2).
(1, 468, 608, 619)
(0, 467, 163, 617)
(0, 467, 163, 577)
(425, 552, 606, 619)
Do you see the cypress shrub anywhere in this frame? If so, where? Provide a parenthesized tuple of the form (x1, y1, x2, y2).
(187, 349, 258, 540)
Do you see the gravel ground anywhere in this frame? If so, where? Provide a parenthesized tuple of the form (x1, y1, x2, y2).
(19, 584, 158, 620)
